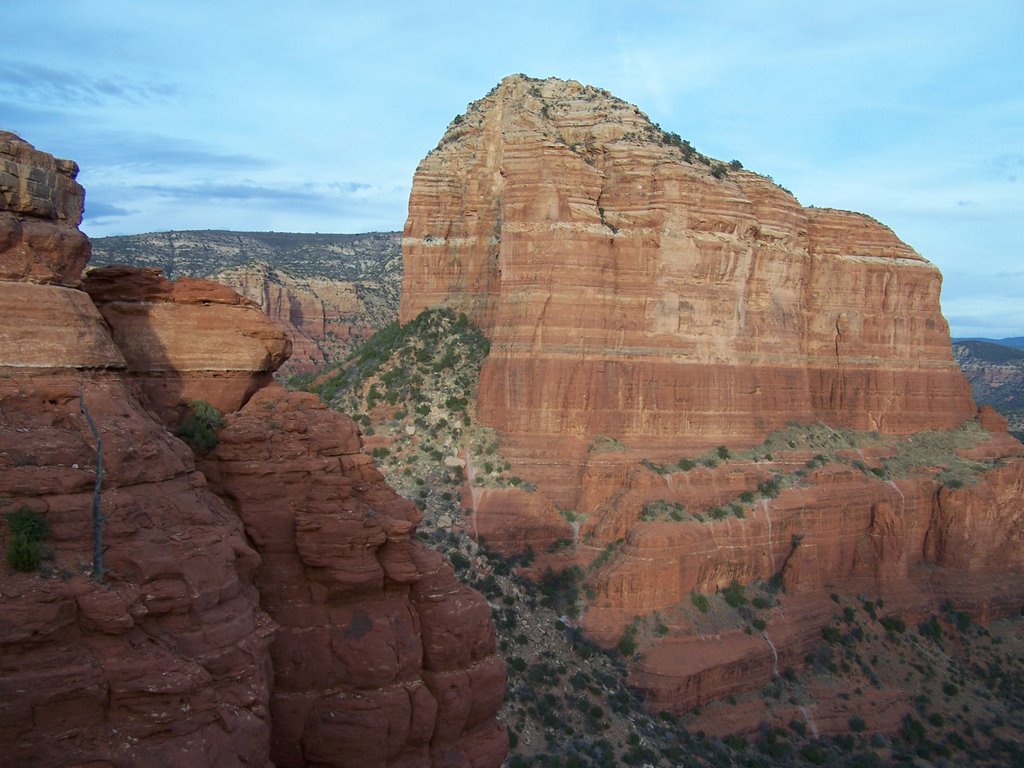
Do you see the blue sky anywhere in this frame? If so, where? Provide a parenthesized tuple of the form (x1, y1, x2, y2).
(3, 1, 1021, 338)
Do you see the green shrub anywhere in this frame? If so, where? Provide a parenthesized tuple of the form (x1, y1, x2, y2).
(6, 507, 48, 541)
(618, 622, 639, 656)
(5, 508, 48, 572)
(849, 715, 866, 733)
(540, 566, 584, 617)
(691, 592, 710, 613)
(800, 744, 825, 764)
(918, 615, 943, 643)
(7, 533, 41, 571)
(724, 734, 746, 750)
(758, 476, 782, 498)
(723, 579, 747, 607)
(880, 615, 906, 633)
(176, 400, 224, 452)
(822, 625, 842, 644)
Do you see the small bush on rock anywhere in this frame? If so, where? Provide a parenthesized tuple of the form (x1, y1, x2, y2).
(176, 400, 224, 452)
(5, 508, 48, 572)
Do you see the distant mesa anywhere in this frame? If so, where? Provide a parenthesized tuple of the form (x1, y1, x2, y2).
(90, 229, 402, 375)
(953, 336, 1024, 351)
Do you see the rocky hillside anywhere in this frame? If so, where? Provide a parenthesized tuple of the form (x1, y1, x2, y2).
(309, 299, 1024, 767)
(1, 133, 506, 766)
(953, 340, 1024, 438)
(90, 229, 402, 374)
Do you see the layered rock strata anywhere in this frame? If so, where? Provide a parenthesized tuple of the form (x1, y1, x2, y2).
(213, 261, 379, 372)
(0, 133, 274, 765)
(399, 76, 1024, 718)
(0, 131, 90, 286)
(400, 75, 975, 490)
(201, 386, 507, 768)
(83, 265, 291, 425)
(1, 133, 507, 766)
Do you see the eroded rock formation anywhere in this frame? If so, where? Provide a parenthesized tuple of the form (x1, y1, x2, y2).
(83, 265, 292, 424)
(401, 76, 976, 501)
(212, 261, 388, 374)
(89, 230, 404, 375)
(1, 134, 506, 765)
(400, 75, 1024, 717)
(0, 132, 274, 766)
(200, 386, 507, 768)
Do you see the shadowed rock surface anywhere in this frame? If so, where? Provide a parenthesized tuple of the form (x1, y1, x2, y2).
(1, 134, 506, 766)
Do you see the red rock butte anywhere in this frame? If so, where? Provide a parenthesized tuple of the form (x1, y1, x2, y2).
(400, 76, 1024, 716)
(400, 75, 977, 502)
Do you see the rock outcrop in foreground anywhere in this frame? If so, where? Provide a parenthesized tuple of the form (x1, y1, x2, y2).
(0, 133, 506, 765)
(399, 77, 1024, 716)
(201, 386, 506, 768)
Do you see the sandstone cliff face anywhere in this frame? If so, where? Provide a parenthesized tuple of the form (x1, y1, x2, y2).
(201, 386, 507, 768)
(399, 76, 1024, 717)
(401, 76, 974, 461)
(0, 131, 90, 286)
(83, 265, 291, 425)
(0, 134, 274, 765)
(1, 134, 506, 766)
(213, 261, 380, 373)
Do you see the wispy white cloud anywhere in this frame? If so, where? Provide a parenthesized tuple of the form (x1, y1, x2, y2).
(0, 61, 178, 106)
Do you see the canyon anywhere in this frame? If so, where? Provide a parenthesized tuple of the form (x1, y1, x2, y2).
(0, 132, 506, 766)
(953, 339, 1024, 437)
(5, 68, 1024, 766)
